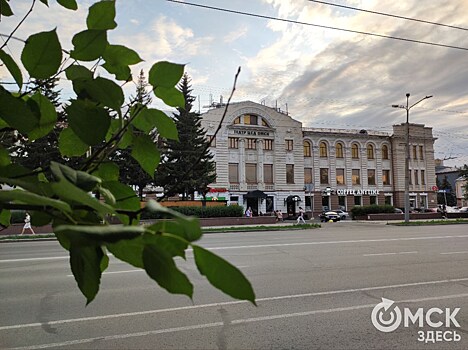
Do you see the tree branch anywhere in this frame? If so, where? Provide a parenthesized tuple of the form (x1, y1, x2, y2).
(0, 0, 36, 51)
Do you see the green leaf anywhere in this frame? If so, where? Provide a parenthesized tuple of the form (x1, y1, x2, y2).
(39, 0, 48, 6)
(0, 145, 11, 167)
(107, 235, 144, 268)
(69, 245, 104, 304)
(100, 252, 109, 272)
(92, 162, 119, 182)
(21, 29, 62, 79)
(71, 29, 108, 61)
(55, 224, 144, 244)
(154, 87, 185, 108)
(143, 243, 193, 297)
(103, 44, 142, 66)
(193, 245, 256, 304)
(101, 181, 140, 225)
(87, 0, 117, 30)
(57, 0, 77, 10)
(145, 227, 188, 258)
(27, 92, 58, 140)
(149, 61, 184, 88)
(101, 62, 131, 81)
(131, 134, 160, 177)
(132, 107, 178, 140)
(0, 189, 72, 214)
(65, 65, 93, 80)
(97, 186, 115, 206)
(79, 77, 124, 111)
(0, 0, 13, 16)
(50, 162, 101, 192)
(0, 210, 11, 227)
(66, 99, 110, 146)
(30, 211, 53, 226)
(0, 86, 39, 133)
(59, 128, 90, 157)
(0, 49, 22, 89)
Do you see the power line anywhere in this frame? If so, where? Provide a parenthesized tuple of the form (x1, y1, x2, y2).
(308, 0, 468, 32)
(166, 0, 468, 52)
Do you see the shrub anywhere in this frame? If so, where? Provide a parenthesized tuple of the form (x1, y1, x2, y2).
(351, 205, 395, 219)
(141, 205, 244, 219)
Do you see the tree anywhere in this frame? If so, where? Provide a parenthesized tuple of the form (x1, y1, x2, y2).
(437, 175, 456, 206)
(155, 73, 216, 200)
(0, 0, 254, 305)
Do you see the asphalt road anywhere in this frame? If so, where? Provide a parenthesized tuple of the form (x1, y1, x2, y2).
(1, 222, 468, 349)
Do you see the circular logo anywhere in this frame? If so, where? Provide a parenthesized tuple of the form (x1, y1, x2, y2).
(432, 186, 439, 191)
(371, 298, 402, 333)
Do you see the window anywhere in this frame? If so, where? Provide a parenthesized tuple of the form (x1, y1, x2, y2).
(303, 141, 311, 157)
(370, 196, 377, 205)
(419, 145, 424, 160)
(367, 169, 376, 185)
(319, 142, 328, 157)
(207, 135, 216, 147)
(421, 170, 426, 185)
(352, 169, 360, 185)
(382, 170, 391, 185)
(246, 138, 256, 150)
(286, 164, 294, 184)
(264, 164, 273, 184)
(414, 170, 419, 185)
(338, 196, 346, 208)
(233, 116, 241, 124)
(246, 163, 257, 183)
(211, 162, 217, 182)
(336, 168, 345, 185)
(320, 168, 329, 184)
(244, 114, 258, 125)
(286, 140, 293, 151)
(352, 144, 359, 159)
(228, 163, 239, 183)
(264, 139, 273, 150)
(336, 143, 344, 158)
(304, 167, 313, 184)
(382, 145, 389, 159)
(385, 195, 392, 205)
(228, 137, 238, 149)
(261, 118, 269, 127)
(413, 145, 417, 159)
(354, 196, 362, 206)
(322, 196, 330, 212)
(367, 144, 375, 159)
(409, 170, 412, 185)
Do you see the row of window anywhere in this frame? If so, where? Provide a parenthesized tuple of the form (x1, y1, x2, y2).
(311, 168, 392, 186)
(233, 114, 271, 127)
(412, 145, 425, 160)
(409, 169, 427, 185)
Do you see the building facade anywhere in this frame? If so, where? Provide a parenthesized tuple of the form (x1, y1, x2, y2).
(201, 101, 437, 217)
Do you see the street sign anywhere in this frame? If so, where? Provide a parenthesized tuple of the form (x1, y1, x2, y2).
(432, 186, 438, 191)
(438, 189, 447, 193)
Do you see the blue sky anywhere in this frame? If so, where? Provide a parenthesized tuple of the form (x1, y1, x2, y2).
(1, 0, 468, 166)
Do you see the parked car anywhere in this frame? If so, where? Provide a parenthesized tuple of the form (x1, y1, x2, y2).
(394, 208, 403, 214)
(319, 211, 341, 222)
(459, 207, 468, 213)
(333, 209, 349, 220)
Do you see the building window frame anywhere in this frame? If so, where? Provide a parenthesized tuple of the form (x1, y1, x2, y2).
(245, 163, 257, 184)
(320, 168, 329, 184)
(286, 140, 293, 152)
(336, 168, 345, 185)
(352, 169, 361, 185)
(246, 138, 256, 150)
(304, 167, 313, 184)
(382, 145, 389, 159)
(336, 143, 344, 158)
(367, 144, 375, 159)
(351, 143, 359, 159)
(228, 137, 238, 149)
(286, 164, 295, 184)
(264, 139, 273, 151)
(382, 169, 391, 185)
(303, 141, 311, 157)
(419, 145, 424, 160)
(264, 164, 273, 184)
(319, 142, 328, 157)
(228, 163, 239, 183)
(367, 169, 376, 186)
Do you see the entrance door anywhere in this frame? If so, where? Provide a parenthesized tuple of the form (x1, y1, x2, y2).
(247, 198, 259, 216)
(287, 201, 296, 217)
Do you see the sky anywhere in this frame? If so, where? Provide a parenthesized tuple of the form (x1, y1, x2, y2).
(1, 0, 468, 167)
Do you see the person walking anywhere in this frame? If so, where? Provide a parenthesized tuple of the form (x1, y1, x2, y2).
(296, 207, 306, 224)
(245, 207, 252, 218)
(21, 212, 35, 235)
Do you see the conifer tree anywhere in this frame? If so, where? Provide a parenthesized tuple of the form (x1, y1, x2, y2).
(155, 73, 216, 199)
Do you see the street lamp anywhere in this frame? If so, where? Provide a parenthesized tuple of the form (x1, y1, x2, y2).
(392, 93, 433, 223)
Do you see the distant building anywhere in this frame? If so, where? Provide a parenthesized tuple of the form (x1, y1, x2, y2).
(435, 159, 461, 195)
(201, 101, 437, 217)
(455, 177, 467, 207)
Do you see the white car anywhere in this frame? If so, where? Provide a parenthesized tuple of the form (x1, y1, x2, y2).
(333, 209, 349, 220)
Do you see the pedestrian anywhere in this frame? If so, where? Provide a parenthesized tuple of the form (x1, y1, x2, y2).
(277, 210, 283, 222)
(245, 207, 252, 218)
(21, 212, 35, 235)
(296, 207, 306, 224)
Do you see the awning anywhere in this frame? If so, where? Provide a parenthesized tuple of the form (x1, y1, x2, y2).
(244, 190, 268, 199)
(286, 195, 302, 202)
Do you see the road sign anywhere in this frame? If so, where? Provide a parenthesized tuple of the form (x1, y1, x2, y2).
(438, 189, 447, 193)
(432, 186, 438, 191)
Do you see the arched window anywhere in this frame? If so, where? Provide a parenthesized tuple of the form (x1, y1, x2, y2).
(336, 143, 344, 158)
(319, 142, 328, 157)
(382, 145, 389, 159)
(351, 144, 359, 159)
(233, 116, 241, 124)
(367, 144, 375, 159)
(303, 141, 311, 157)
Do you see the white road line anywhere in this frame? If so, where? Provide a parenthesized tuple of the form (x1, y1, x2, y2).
(6, 292, 468, 350)
(440, 251, 468, 255)
(66, 269, 142, 277)
(2, 276, 468, 332)
(363, 251, 418, 257)
(0, 256, 68, 263)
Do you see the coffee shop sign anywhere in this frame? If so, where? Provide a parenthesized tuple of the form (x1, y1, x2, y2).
(336, 189, 380, 196)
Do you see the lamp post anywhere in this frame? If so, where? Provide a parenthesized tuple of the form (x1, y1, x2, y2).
(392, 93, 433, 223)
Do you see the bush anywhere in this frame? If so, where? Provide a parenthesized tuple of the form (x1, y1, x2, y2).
(141, 205, 244, 220)
(351, 205, 395, 219)
(11, 210, 26, 224)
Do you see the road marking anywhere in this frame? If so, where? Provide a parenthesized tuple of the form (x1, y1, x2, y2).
(6, 292, 468, 350)
(2, 276, 468, 332)
(363, 251, 418, 257)
(440, 251, 468, 255)
(0, 256, 68, 263)
(67, 269, 142, 277)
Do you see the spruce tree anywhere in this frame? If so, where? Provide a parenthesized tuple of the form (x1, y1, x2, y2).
(155, 73, 216, 199)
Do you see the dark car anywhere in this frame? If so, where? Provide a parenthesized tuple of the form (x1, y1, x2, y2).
(319, 211, 341, 222)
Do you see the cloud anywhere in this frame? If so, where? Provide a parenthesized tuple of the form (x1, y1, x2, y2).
(224, 25, 249, 43)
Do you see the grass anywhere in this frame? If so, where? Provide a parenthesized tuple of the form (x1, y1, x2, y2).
(390, 219, 468, 226)
(0, 223, 320, 241)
